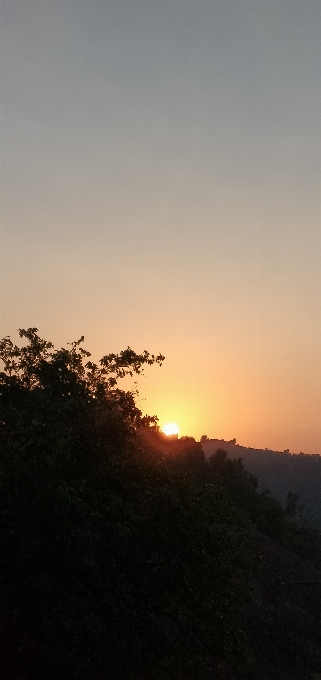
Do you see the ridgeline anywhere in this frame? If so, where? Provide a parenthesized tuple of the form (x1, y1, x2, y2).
(202, 438, 321, 530)
(1, 330, 321, 680)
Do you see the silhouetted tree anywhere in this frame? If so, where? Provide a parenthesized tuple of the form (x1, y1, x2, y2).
(286, 490, 305, 519)
(1, 328, 321, 680)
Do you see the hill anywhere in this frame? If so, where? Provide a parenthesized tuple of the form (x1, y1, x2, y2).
(1, 329, 321, 679)
(202, 439, 321, 529)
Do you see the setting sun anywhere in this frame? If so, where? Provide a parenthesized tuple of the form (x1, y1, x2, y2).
(162, 423, 180, 436)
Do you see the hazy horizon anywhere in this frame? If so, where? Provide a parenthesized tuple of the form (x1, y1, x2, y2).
(1, 1, 321, 454)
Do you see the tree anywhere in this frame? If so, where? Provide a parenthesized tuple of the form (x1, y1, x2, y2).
(0, 327, 164, 396)
(0, 329, 250, 680)
(2, 328, 321, 680)
(0, 327, 164, 430)
(0, 328, 166, 490)
(286, 490, 305, 519)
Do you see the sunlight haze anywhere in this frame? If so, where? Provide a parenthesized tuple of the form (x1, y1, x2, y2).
(162, 423, 180, 436)
(1, 0, 321, 453)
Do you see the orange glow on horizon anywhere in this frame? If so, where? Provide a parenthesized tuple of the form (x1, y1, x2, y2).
(162, 423, 180, 436)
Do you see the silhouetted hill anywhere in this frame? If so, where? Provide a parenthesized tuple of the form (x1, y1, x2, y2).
(1, 330, 321, 679)
(202, 439, 321, 528)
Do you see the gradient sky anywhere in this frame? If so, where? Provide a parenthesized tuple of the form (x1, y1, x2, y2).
(1, 0, 321, 453)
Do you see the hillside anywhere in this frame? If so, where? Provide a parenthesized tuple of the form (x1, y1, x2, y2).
(202, 439, 321, 529)
(1, 330, 321, 680)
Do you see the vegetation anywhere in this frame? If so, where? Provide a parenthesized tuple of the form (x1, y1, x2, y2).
(1, 329, 321, 679)
(202, 440, 321, 529)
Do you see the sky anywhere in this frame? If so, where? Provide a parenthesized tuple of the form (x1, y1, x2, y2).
(1, 0, 321, 453)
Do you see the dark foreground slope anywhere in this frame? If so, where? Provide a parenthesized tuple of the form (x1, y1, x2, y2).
(1, 331, 321, 680)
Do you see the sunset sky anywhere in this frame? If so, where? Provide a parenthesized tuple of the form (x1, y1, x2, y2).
(1, 0, 321, 453)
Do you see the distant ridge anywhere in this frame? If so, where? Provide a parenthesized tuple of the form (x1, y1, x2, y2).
(201, 437, 320, 459)
(202, 439, 321, 529)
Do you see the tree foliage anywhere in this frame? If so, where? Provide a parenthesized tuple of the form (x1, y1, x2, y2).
(1, 330, 321, 680)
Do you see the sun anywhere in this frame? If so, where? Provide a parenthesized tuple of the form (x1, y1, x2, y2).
(162, 422, 180, 436)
